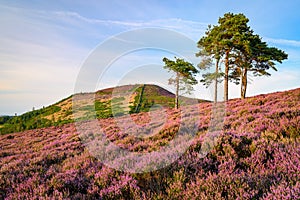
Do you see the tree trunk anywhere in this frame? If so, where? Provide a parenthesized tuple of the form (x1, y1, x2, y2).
(175, 72, 179, 109)
(214, 59, 219, 103)
(241, 68, 248, 99)
(224, 50, 230, 102)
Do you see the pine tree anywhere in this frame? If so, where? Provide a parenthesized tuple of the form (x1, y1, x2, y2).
(163, 57, 198, 109)
(197, 13, 252, 101)
(230, 33, 288, 99)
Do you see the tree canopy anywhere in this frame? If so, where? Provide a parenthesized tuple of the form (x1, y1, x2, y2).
(162, 57, 198, 109)
(230, 33, 288, 98)
(197, 12, 288, 100)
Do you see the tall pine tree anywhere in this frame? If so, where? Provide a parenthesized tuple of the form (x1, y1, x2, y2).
(230, 34, 288, 99)
(197, 12, 287, 100)
(197, 13, 251, 101)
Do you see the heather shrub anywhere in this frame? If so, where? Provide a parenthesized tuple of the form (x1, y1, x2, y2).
(0, 88, 299, 199)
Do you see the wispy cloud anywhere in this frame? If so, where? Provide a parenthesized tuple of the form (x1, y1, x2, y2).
(52, 10, 300, 49)
(264, 37, 300, 48)
(51, 10, 208, 40)
(263, 37, 300, 65)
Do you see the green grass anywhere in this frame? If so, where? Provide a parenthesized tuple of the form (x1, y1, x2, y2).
(130, 85, 175, 113)
(0, 104, 61, 134)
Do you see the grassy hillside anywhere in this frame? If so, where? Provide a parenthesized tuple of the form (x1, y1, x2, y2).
(0, 84, 203, 134)
(0, 88, 299, 199)
(0, 97, 72, 134)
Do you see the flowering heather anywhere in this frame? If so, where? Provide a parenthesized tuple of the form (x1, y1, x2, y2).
(0, 88, 299, 199)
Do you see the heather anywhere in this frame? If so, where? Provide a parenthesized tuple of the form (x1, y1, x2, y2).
(0, 88, 299, 199)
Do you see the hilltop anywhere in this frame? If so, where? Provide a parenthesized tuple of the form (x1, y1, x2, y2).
(0, 84, 205, 134)
(0, 87, 299, 199)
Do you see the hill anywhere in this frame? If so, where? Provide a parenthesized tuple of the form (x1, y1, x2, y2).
(0, 84, 205, 134)
(0, 87, 299, 199)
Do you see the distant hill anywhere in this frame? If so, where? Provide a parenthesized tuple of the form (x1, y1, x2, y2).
(0, 84, 205, 134)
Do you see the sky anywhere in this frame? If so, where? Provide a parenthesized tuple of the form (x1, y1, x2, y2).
(1, 0, 300, 115)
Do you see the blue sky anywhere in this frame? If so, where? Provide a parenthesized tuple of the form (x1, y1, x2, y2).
(1, 0, 300, 115)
